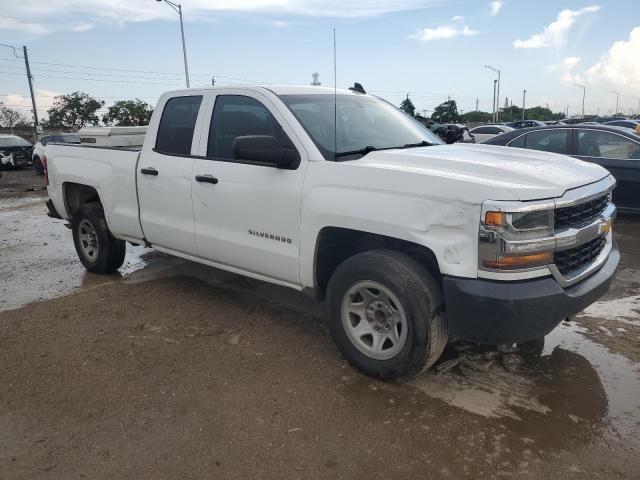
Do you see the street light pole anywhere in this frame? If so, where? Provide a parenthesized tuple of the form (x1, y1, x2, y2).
(156, 0, 190, 88)
(491, 79, 497, 122)
(484, 65, 500, 122)
(522, 90, 526, 120)
(574, 83, 586, 118)
(634, 96, 640, 117)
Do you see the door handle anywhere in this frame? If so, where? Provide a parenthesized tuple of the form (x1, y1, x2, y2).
(195, 174, 219, 184)
(140, 167, 158, 176)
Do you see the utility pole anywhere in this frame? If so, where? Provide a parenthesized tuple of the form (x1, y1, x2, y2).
(610, 90, 619, 116)
(522, 89, 526, 120)
(510, 99, 513, 121)
(566, 105, 569, 118)
(574, 83, 586, 118)
(211, 76, 215, 86)
(22, 46, 39, 140)
(633, 96, 640, 117)
(475, 97, 479, 112)
(0, 44, 39, 140)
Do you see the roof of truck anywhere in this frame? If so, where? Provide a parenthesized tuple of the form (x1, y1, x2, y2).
(163, 85, 365, 97)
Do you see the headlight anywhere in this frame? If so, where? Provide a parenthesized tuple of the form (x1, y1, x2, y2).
(480, 205, 554, 271)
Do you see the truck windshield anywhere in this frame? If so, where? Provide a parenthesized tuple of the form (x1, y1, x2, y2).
(279, 94, 442, 160)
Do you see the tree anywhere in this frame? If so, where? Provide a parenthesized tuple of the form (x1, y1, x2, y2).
(46, 92, 104, 129)
(431, 99, 459, 123)
(460, 110, 493, 123)
(102, 99, 153, 126)
(399, 96, 416, 116)
(0, 103, 27, 133)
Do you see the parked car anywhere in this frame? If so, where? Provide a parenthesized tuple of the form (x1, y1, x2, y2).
(45, 85, 618, 380)
(32, 133, 81, 174)
(468, 124, 514, 142)
(482, 124, 640, 213)
(604, 119, 639, 130)
(506, 120, 547, 129)
(0, 134, 33, 169)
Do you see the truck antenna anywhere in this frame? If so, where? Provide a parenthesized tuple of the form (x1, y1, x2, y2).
(333, 27, 337, 161)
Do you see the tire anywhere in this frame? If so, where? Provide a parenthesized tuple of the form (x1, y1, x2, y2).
(72, 202, 126, 274)
(517, 337, 545, 356)
(33, 157, 44, 175)
(326, 250, 448, 381)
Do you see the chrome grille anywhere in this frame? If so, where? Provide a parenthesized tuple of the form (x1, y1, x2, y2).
(554, 236, 607, 278)
(554, 194, 608, 231)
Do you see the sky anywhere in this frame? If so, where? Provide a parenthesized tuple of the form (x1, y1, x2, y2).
(0, 0, 639, 122)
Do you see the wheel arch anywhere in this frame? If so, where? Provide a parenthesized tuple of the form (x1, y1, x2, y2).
(312, 226, 441, 300)
(63, 182, 101, 219)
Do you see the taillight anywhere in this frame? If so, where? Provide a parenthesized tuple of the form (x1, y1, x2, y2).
(43, 155, 49, 186)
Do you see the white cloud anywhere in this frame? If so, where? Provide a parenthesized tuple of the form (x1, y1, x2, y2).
(513, 5, 601, 49)
(583, 26, 640, 90)
(0, 17, 51, 35)
(3, 89, 62, 122)
(1, 0, 453, 32)
(451, 15, 463, 21)
(490, 1, 503, 16)
(411, 24, 479, 41)
(71, 23, 95, 32)
(268, 20, 290, 28)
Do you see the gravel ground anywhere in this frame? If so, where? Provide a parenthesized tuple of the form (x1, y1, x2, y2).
(1, 170, 639, 479)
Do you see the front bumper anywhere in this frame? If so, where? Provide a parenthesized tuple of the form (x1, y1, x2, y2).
(443, 241, 620, 345)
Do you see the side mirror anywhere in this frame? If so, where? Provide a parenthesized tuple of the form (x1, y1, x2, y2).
(231, 135, 299, 168)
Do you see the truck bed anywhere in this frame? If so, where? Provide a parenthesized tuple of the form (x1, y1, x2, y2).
(46, 143, 144, 242)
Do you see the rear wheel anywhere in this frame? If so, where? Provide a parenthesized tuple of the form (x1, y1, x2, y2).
(326, 250, 448, 381)
(72, 203, 126, 274)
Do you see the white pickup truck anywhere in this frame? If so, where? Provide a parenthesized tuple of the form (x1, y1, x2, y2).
(45, 85, 619, 380)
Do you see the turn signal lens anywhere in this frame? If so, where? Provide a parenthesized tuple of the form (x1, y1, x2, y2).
(482, 251, 552, 270)
(484, 211, 505, 226)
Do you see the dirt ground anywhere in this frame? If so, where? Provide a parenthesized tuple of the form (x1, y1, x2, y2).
(1, 169, 639, 479)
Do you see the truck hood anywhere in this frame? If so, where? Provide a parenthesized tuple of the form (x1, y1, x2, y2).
(359, 143, 610, 201)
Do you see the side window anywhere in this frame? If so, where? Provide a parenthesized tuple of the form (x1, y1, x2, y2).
(155, 95, 202, 156)
(485, 127, 501, 134)
(523, 129, 569, 154)
(41, 136, 50, 146)
(472, 127, 491, 134)
(207, 95, 295, 161)
(577, 130, 640, 159)
(508, 134, 525, 148)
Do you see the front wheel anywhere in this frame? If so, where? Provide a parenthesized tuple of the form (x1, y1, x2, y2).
(326, 250, 448, 381)
(72, 203, 126, 274)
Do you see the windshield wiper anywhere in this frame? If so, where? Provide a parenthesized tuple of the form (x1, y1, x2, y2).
(400, 140, 433, 149)
(334, 145, 378, 158)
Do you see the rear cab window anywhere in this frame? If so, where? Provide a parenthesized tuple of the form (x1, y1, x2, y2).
(155, 95, 203, 156)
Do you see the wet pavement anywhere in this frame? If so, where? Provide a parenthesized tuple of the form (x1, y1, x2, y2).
(1, 170, 639, 479)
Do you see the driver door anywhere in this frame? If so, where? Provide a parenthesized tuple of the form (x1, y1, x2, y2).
(191, 91, 308, 285)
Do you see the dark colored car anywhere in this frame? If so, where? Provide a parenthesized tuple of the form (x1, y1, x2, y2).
(506, 120, 547, 129)
(0, 134, 33, 169)
(482, 124, 640, 213)
(604, 119, 639, 130)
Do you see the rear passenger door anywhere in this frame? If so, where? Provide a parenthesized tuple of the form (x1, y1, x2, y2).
(137, 94, 204, 255)
(190, 91, 307, 285)
(573, 129, 640, 211)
